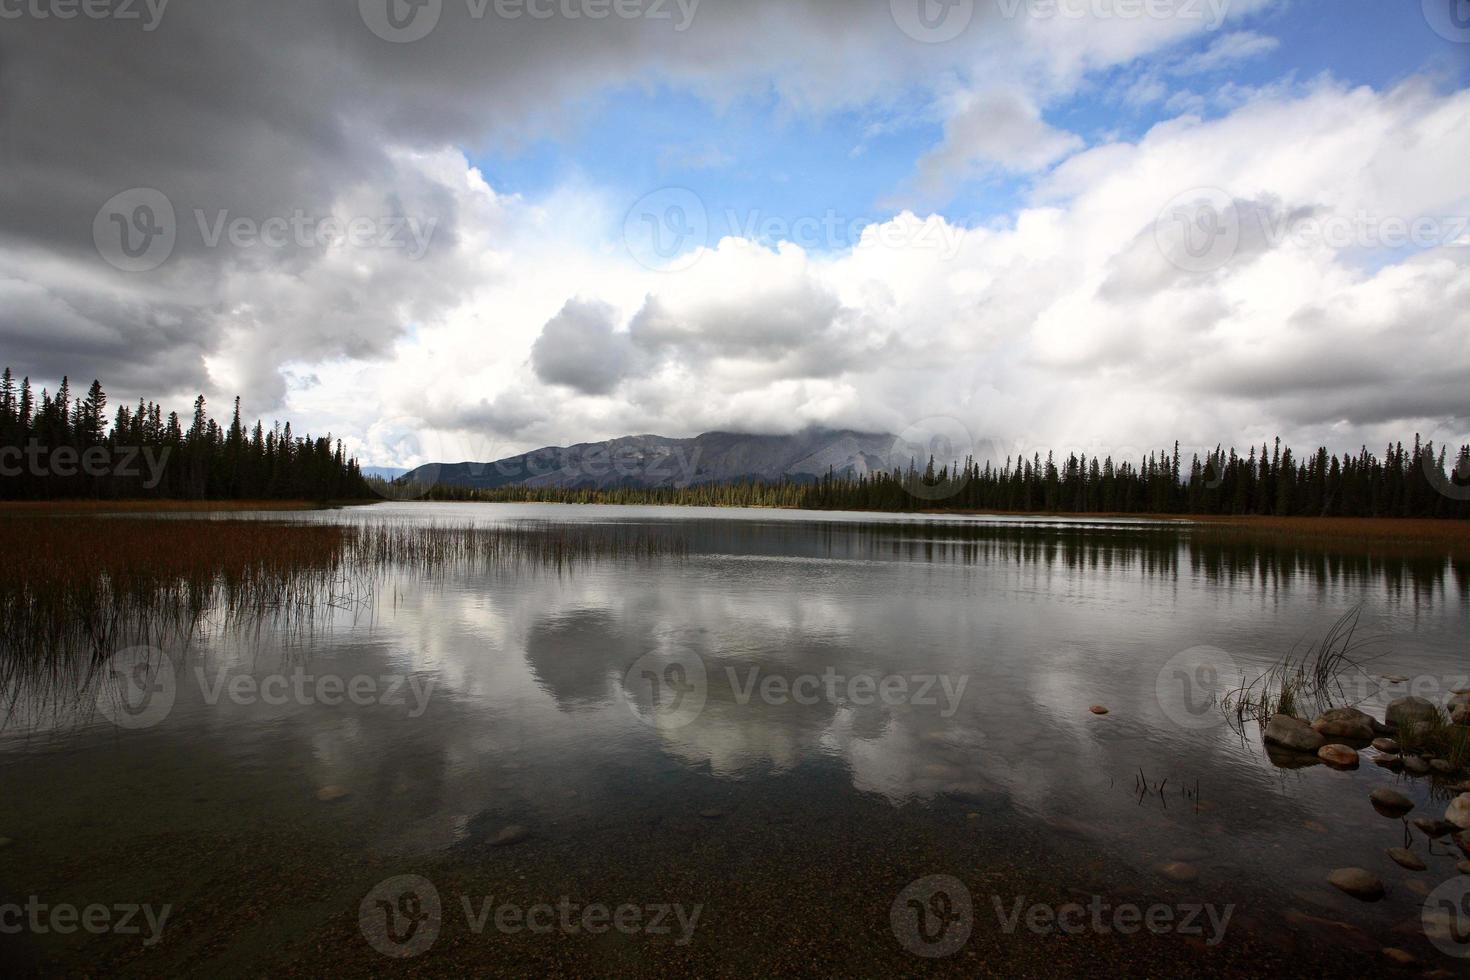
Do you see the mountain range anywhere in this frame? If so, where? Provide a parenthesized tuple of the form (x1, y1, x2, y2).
(398, 428, 921, 490)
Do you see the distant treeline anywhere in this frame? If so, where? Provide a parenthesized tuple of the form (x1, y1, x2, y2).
(417, 437, 1470, 519)
(0, 368, 372, 500)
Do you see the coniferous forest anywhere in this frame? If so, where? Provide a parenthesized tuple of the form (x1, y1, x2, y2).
(0, 368, 372, 500)
(424, 438, 1470, 519)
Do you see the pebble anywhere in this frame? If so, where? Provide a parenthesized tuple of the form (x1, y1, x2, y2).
(1370, 788, 1414, 815)
(1447, 794, 1470, 830)
(315, 785, 350, 802)
(1413, 818, 1456, 838)
(1372, 737, 1400, 753)
(1403, 756, 1431, 775)
(1158, 861, 1199, 883)
(1327, 867, 1385, 901)
(1386, 847, 1425, 871)
(1381, 947, 1417, 967)
(490, 824, 529, 846)
(1089, 705, 1109, 715)
(1317, 744, 1359, 769)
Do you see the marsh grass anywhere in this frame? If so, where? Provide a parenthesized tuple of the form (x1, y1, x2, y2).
(0, 516, 687, 694)
(1222, 607, 1378, 730)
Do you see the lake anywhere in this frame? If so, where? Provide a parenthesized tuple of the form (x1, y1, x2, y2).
(3, 503, 1468, 975)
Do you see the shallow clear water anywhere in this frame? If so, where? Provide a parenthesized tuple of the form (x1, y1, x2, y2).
(3, 503, 1468, 975)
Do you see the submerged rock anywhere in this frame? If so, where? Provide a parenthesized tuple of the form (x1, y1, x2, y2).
(490, 824, 529, 846)
(1432, 759, 1456, 774)
(1089, 705, 1109, 715)
(1371, 737, 1399, 754)
(1386, 847, 1426, 871)
(1452, 703, 1470, 726)
(1459, 861, 1470, 875)
(1372, 753, 1403, 770)
(1265, 714, 1326, 753)
(1386, 696, 1440, 729)
(1311, 707, 1377, 741)
(1328, 868, 1384, 901)
(1317, 744, 1359, 769)
(1446, 794, 1470, 830)
(1369, 788, 1414, 816)
(1413, 817, 1457, 838)
(1158, 861, 1199, 883)
(1403, 756, 1431, 776)
(1382, 947, 1418, 967)
(315, 785, 350, 802)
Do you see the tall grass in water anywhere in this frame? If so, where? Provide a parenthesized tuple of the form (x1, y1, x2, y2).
(1221, 607, 1376, 729)
(0, 516, 687, 679)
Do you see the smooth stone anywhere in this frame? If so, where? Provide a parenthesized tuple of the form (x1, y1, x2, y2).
(1452, 704, 1470, 726)
(315, 785, 350, 802)
(1265, 714, 1327, 753)
(1311, 707, 1377, 741)
(1413, 817, 1457, 838)
(1089, 705, 1109, 715)
(1403, 756, 1431, 775)
(1328, 867, 1385, 901)
(1459, 861, 1470, 875)
(1372, 737, 1400, 753)
(1456, 831, 1470, 854)
(1386, 847, 1426, 871)
(490, 824, 529, 846)
(1404, 879, 1432, 898)
(1446, 794, 1470, 829)
(1373, 754, 1403, 769)
(1382, 947, 1418, 967)
(1158, 861, 1199, 883)
(1370, 788, 1414, 815)
(1386, 696, 1440, 729)
(1317, 744, 1359, 769)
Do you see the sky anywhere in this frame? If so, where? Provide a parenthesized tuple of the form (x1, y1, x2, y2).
(1, 0, 1467, 469)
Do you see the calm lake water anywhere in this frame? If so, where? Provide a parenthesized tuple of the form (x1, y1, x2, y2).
(3, 503, 1469, 975)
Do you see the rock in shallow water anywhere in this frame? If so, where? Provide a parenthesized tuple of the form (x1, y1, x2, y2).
(1386, 696, 1441, 729)
(1327, 868, 1385, 901)
(1386, 847, 1426, 871)
(1089, 705, 1109, 715)
(1311, 707, 1377, 741)
(1317, 744, 1359, 769)
(316, 785, 350, 802)
(1446, 794, 1470, 830)
(1413, 818, 1457, 838)
(1382, 947, 1418, 967)
(1372, 737, 1399, 753)
(1158, 861, 1199, 883)
(1265, 714, 1326, 753)
(1370, 788, 1414, 815)
(1403, 756, 1431, 776)
(490, 824, 529, 846)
